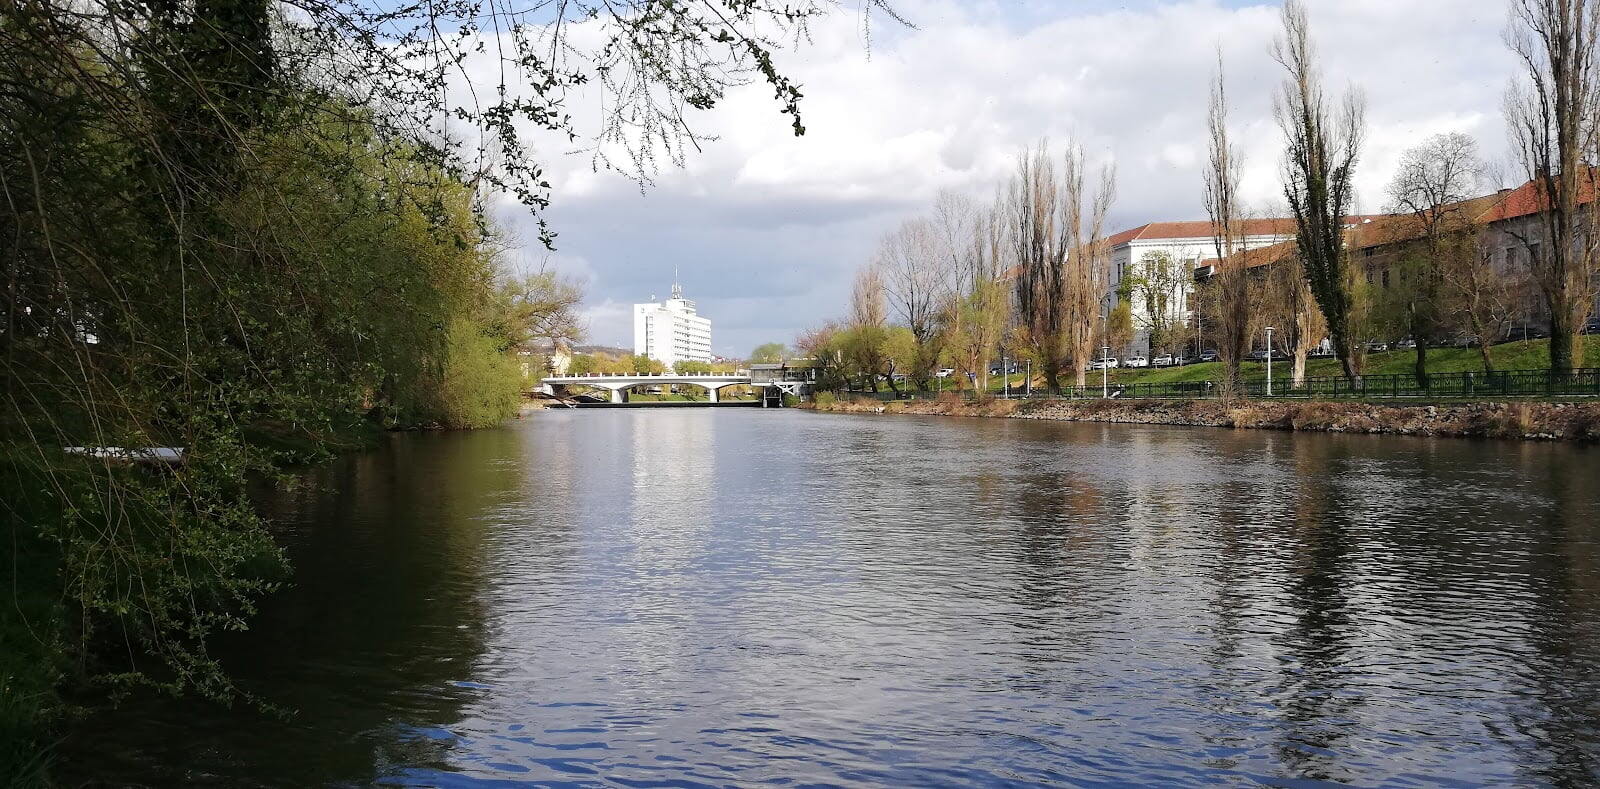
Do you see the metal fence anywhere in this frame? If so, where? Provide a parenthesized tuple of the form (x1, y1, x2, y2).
(843, 368, 1600, 402)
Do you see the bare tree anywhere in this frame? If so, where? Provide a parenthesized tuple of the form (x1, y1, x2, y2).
(1204, 49, 1254, 395)
(942, 198, 1012, 392)
(1384, 132, 1487, 385)
(1440, 230, 1520, 372)
(1010, 140, 1115, 392)
(877, 218, 951, 389)
(1262, 248, 1327, 387)
(1275, 0, 1367, 383)
(1506, 0, 1600, 374)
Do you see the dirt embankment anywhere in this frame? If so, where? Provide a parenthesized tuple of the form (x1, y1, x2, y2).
(806, 395, 1600, 442)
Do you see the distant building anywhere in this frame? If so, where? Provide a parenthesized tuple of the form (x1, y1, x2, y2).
(1208, 177, 1600, 342)
(1104, 219, 1299, 355)
(633, 280, 712, 368)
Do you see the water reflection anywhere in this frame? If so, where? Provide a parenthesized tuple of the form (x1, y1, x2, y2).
(63, 411, 1600, 786)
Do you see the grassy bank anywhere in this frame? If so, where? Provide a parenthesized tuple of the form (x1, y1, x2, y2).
(981, 338, 1599, 392)
(808, 394, 1600, 443)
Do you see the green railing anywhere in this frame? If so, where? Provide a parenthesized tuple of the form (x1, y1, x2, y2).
(1039, 368, 1600, 400)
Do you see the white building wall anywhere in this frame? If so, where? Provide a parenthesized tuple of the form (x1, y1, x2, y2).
(632, 294, 713, 368)
(1107, 232, 1293, 355)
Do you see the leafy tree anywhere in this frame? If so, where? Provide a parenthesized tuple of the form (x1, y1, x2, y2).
(749, 343, 788, 363)
(568, 354, 599, 375)
(1127, 251, 1191, 357)
(673, 360, 712, 374)
(1106, 301, 1135, 359)
(629, 355, 667, 374)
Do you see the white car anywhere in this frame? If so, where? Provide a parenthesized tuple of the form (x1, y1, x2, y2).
(1089, 358, 1119, 370)
(935, 368, 955, 378)
(1151, 355, 1175, 367)
(1123, 356, 1150, 368)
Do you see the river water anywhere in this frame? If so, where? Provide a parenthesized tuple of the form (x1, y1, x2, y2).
(64, 409, 1600, 786)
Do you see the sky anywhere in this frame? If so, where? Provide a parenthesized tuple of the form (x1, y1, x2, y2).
(486, 0, 1514, 358)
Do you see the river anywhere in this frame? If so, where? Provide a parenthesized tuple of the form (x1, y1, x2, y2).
(63, 409, 1600, 786)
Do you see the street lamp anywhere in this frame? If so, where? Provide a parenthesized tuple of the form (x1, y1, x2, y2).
(1025, 358, 1033, 398)
(1264, 326, 1275, 397)
(1102, 345, 1111, 398)
(1002, 352, 1009, 398)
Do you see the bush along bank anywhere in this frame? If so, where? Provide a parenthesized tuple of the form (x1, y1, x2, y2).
(805, 395, 1600, 442)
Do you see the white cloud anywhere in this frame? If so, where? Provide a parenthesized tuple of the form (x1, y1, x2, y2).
(476, 0, 1516, 354)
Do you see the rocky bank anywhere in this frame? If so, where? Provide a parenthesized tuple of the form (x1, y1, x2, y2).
(806, 395, 1600, 442)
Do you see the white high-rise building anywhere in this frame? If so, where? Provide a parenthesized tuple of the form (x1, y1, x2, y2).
(633, 280, 712, 368)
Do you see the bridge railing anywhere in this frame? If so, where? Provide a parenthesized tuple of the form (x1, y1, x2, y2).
(551, 371, 750, 378)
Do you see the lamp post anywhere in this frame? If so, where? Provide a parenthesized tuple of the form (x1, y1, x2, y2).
(1025, 358, 1033, 398)
(1265, 326, 1275, 397)
(1102, 345, 1111, 398)
(1002, 352, 1009, 398)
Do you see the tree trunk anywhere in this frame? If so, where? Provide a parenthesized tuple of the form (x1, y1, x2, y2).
(1292, 348, 1308, 387)
(1550, 312, 1576, 375)
(1413, 342, 1428, 388)
(1476, 341, 1496, 373)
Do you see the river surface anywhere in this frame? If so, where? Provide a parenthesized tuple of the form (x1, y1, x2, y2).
(64, 409, 1600, 787)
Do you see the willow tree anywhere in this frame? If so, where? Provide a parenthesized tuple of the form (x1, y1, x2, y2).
(1010, 140, 1115, 392)
(1506, 0, 1600, 375)
(1274, 0, 1367, 384)
(933, 193, 1011, 393)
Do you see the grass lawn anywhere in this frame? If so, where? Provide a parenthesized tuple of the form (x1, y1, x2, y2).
(981, 337, 1599, 392)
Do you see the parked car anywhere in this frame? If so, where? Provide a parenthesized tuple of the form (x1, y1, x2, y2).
(935, 368, 955, 378)
(1366, 341, 1389, 353)
(1151, 354, 1176, 367)
(1395, 337, 1417, 349)
(1498, 323, 1548, 343)
(1198, 350, 1220, 363)
(1308, 347, 1336, 358)
(1089, 358, 1120, 370)
(988, 362, 1020, 375)
(1123, 356, 1150, 368)
(1584, 319, 1600, 335)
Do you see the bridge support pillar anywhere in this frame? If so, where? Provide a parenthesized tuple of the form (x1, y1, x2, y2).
(707, 387, 719, 403)
(609, 387, 626, 404)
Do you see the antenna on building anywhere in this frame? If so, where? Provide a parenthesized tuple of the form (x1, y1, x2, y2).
(671, 266, 683, 300)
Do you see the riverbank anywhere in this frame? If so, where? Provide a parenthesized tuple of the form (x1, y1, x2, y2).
(806, 396, 1600, 442)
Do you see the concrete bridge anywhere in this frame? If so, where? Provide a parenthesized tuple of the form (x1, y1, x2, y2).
(540, 372, 756, 403)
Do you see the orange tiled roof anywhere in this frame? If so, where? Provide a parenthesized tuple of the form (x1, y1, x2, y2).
(1105, 218, 1301, 248)
(1473, 173, 1598, 224)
